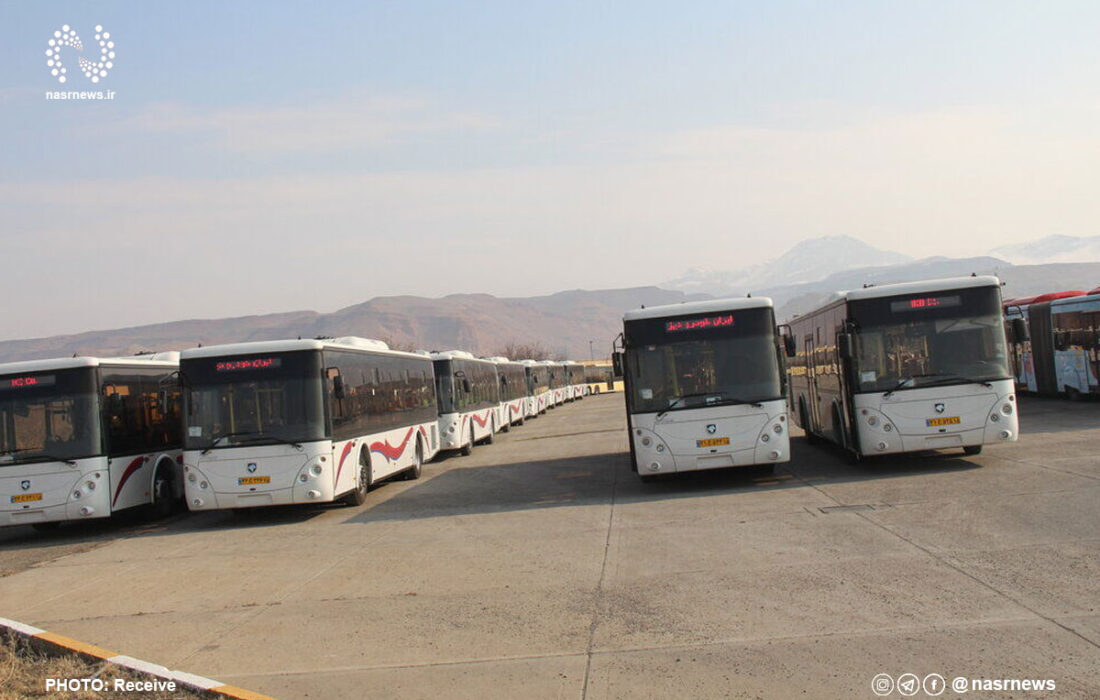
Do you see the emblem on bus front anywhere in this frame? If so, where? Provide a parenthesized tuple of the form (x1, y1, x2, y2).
(934, 403, 945, 414)
(247, 463, 257, 473)
(20, 480, 30, 491)
(706, 424, 717, 434)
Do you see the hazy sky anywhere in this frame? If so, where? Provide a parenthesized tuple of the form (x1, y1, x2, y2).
(2, 1, 1099, 339)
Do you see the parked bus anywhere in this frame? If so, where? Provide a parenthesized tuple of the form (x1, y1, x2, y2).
(563, 361, 587, 400)
(432, 351, 501, 455)
(582, 360, 623, 394)
(1004, 289, 1099, 398)
(614, 298, 792, 481)
(180, 337, 438, 511)
(2, 353, 182, 530)
(545, 361, 566, 407)
(790, 275, 1017, 459)
(488, 357, 528, 429)
(521, 360, 551, 417)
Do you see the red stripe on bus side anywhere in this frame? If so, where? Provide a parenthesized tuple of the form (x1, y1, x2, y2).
(334, 442, 355, 487)
(371, 427, 416, 461)
(112, 456, 145, 507)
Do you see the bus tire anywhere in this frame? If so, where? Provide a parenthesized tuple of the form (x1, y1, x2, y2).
(484, 419, 495, 445)
(517, 413, 525, 426)
(343, 451, 371, 506)
(963, 445, 983, 456)
(800, 401, 819, 445)
(501, 416, 510, 433)
(403, 442, 423, 480)
(148, 460, 177, 519)
(460, 426, 474, 456)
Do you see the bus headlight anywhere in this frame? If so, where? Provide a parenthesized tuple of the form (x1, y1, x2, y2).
(299, 474, 309, 483)
(1001, 404, 1013, 415)
(85, 481, 96, 491)
(876, 441, 888, 451)
(769, 450, 780, 460)
(198, 481, 208, 490)
(648, 462, 661, 472)
(72, 489, 82, 500)
(187, 473, 197, 483)
(641, 437, 652, 447)
(311, 464, 323, 476)
(192, 498, 204, 507)
(655, 444, 665, 452)
(990, 413, 1000, 422)
(773, 424, 783, 434)
(761, 434, 770, 442)
(79, 506, 94, 516)
(1000, 430, 1013, 440)
(883, 424, 892, 432)
(867, 415, 878, 426)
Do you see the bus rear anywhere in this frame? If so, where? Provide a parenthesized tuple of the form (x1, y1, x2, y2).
(619, 298, 790, 480)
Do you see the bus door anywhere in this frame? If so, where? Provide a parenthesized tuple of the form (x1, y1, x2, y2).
(804, 336, 819, 432)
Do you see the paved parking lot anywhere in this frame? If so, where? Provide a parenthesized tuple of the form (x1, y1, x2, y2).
(1, 395, 1098, 698)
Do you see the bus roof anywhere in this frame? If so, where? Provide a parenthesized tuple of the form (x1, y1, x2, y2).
(843, 275, 1001, 303)
(623, 297, 774, 322)
(181, 337, 428, 361)
(0, 353, 180, 376)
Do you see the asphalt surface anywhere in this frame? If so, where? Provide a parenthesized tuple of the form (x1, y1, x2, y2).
(1, 394, 1098, 699)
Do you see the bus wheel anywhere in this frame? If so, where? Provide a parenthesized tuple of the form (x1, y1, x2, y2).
(502, 416, 511, 433)
(800, 403, 819, 445)
(963, 445, 983, 456)
(460, 426, 474, 456)
(149, 461, 177, 519)
(484, 419, 495, 445)
(32, 522, 61, 533)
(403, 442, 423, 480)
(344, 451, 371, 506)
(517, 413, 525, 426)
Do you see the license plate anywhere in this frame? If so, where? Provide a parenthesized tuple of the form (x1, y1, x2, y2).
(696, 437, 730, 448)
(926, 416, 961, 427)
(11, 493, 43, 504)
(237, 476, 270, 486)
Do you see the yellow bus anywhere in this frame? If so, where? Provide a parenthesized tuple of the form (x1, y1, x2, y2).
(581, 360, 623, 394)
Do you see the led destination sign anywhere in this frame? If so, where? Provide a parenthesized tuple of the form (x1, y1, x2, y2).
(215, 358, 283, 372)
(889, 295, 962, 313)
(665, 314, 735, 333)
(0, 375, 56, 391)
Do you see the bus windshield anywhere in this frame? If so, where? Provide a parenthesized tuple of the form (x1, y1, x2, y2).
(433, 360, 456, 414)
(849, 286, 1012, 393)
(625, 307, 783, 414)
(0, 367, 101, 465)
(182, 351, 325, 450)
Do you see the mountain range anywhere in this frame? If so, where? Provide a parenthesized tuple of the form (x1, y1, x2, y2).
(0, 235, 1097, 364)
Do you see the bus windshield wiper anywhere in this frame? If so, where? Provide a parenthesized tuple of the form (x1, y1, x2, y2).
(203, 431, 302, 454)
(656, 392, 761, 419)
(883, 373, 992, 398)
(0, 448, 78, 466)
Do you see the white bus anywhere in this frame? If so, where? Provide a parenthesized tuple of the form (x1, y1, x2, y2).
(1, 353, 183, 530)
(563, 361, 587, 400)
(545, 361, 566, 407)
(521, 360, 551, 417)
(180, 338, 438, 511)
(432, 351, 502, 455)
(789, 276, 1018, 459)
(614, 298, 792, 481)
(488, 357, 528, 429)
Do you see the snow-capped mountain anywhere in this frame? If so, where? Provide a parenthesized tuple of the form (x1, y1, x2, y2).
(990, 235, 1100, 265)
(664, 235, 912, 296)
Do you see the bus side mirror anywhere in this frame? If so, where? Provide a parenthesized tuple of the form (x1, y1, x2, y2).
(611, 352, 624, 378)
(837, 333, 853, 360)
(1012, 318, 1029, 342)
(783, 335, 796, 358)
(463, 378, 472, 393)
(332, 374, 346, 400)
